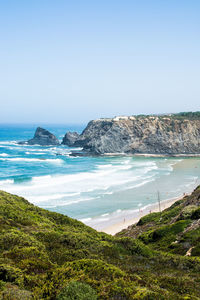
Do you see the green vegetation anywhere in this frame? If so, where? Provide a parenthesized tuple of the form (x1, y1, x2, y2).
(56, 281, 97, 300)
(133, 111, 200, 120)
(170, 111, 200, 120)
(0, 189, 200, 299)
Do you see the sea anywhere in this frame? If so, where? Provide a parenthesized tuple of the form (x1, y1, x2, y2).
(0, 124, 199, 231)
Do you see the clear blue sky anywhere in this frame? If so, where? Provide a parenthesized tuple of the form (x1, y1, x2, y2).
(0, 0, 199, 123)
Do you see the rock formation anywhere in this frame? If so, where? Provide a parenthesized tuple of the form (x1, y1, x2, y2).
(63, 114, 200, 155)
(62, 131, 80, 146)
(26, 127, 60, 146)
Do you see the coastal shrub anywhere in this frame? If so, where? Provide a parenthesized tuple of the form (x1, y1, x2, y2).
(177, 227, 200, 255)
(132, 288, 164, 300)
(56, 281, 97, 300)
(171, 111, 200, 120)
(4, 246, 49, 263)
(99, 240, 123, 259)
(160, 205, 183, 223)
(18, 258, 52, 275)
(137, 212, 159, 226)
(137, 204, 183, 226)
(0, 229, 45, 252)
(191, 207, 200, 220)
(43, 259, 137, 299)
(0, 280, 5, 291)
(139, 220, 191, 252)
(0, 205, 34, 227)
(158, 275, 198, 295)
(0, 286, 33, 300)
(0, 265, 23, 286)
(191, 243, 200, 256)
(138, 229, 155, 244)
(151, 220, 190, 241)
(34, 230, 101, 265)
(117, 237, 153, 257)
(63, 259, 126, 280)
(178, 205, 198, 220)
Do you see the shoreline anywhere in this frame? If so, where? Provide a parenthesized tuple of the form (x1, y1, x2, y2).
(70, 151, 200, 157)
(102, 194, 187, 235)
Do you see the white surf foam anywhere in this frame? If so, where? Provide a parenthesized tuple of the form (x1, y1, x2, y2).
(0, 153, 9, 157)
(0, 157, 63, 164)
(80, 217, 92, 222)
(0, 158, 160, 210)
(43, 197, 94, 207)
(0, 141, 18, 145)
(28, 192, 81, 203)
(0, 179, 14, 185)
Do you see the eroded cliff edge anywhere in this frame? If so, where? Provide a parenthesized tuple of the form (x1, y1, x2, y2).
(62, 113, 200, 155)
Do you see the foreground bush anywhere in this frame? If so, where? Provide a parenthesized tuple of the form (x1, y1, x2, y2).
(56, 281, 97, 300)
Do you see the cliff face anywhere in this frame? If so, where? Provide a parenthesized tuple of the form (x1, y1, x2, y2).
(70, 116, 200, 155)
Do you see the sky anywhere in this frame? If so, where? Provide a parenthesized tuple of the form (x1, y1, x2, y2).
(0, 0, 200, 124)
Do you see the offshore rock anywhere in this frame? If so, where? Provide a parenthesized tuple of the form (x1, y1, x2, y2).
(67, 115, 200, 155)
(27, 127, 60, 146)
(62, 131, 80, 146)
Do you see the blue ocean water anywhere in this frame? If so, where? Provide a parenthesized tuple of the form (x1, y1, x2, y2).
(0, 124, 200, 230)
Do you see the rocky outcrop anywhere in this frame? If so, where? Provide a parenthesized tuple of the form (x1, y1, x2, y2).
(62, 132, 80, 146)
(64, 115, 200, 155)
(26, 127, 60, 146)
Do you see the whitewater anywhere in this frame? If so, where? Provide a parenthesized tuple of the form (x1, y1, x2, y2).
(0, 124, 199, 230)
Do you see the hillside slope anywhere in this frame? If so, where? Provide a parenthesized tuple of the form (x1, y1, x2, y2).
(118, 186, 200, 257)
(0, 189, 200, 299)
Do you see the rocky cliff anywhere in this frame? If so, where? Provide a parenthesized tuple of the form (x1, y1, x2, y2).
(62, 114, 200, 155)
(27, 127, 60, 145)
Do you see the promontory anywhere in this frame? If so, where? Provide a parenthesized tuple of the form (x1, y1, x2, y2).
(62, 112, 200, 155)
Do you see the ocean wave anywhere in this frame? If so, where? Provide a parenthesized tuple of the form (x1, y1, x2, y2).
(28, 192, 81, 202)
(0, 157, 63, 164)
(26, 152, 46, 155)
(125, 178, 155, 190)
(103, 191, 113, 195)
(0, 153, 9, 157)
(0, 179, 14, 185)
(97, 164, 113, 169)
(46, 197, 94, 207)
(0, 159, 158, 200)
(80, 217, 92, 222)
(101, 213, 109, 217)
(69, 147, 83, 151)
(0, 141, 18, 145)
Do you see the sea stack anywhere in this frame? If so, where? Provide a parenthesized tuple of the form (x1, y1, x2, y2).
(62, 131, 80, 146)
(26, 127, 60, 146)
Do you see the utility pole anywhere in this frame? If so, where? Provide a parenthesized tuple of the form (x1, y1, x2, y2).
(157, 190, 161, 214)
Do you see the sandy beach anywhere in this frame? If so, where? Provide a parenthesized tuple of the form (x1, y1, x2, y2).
(102, 194, 186, 235)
